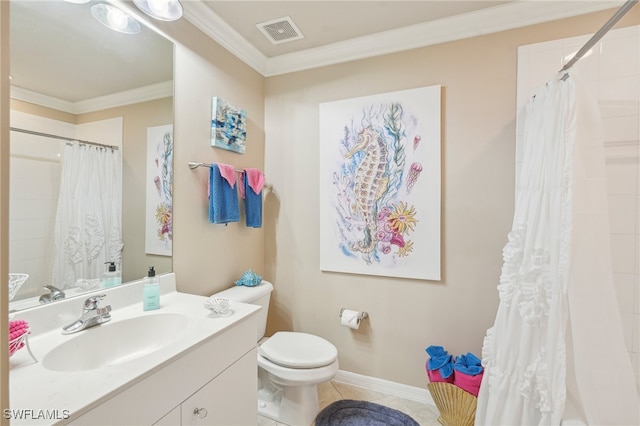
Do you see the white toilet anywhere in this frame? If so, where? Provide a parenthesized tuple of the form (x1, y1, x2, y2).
(212, 280, 339, 426)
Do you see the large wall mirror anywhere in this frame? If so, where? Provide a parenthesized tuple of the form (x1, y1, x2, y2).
(9, 0, 174, 311)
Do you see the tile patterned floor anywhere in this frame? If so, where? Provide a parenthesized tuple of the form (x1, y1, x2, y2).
(257, 380, 441, 426)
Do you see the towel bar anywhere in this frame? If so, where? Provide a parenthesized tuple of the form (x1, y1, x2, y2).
(188, 161, 273, 191)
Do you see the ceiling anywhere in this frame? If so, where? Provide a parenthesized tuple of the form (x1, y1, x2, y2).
(200, 1, 512, 58)
(185, 0, 626, 76)
(9, 0, 626, 111)
(9, 0, 173, 112)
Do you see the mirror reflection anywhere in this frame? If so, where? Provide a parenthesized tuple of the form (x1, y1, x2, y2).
(9, 0, 174, 311)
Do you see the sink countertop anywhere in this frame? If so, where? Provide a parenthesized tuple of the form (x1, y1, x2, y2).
(9, 283, 261, 425)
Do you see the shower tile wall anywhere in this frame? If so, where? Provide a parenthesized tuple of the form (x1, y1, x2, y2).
(8, 111, 71, 299)
(517, 25, 640, 391)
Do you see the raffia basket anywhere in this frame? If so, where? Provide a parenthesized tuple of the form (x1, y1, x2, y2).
(427, 382, 477, 426)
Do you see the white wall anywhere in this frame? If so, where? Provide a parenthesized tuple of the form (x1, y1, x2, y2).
(9, 112, 69, 298)
(517, 25, 640, 390)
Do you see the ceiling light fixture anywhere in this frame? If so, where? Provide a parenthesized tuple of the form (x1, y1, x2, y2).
(132, 0, 183, 22)
(90, 3, 141, 34)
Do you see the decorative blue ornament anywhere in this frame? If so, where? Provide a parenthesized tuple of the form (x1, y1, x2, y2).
(235, 269, 262, 287)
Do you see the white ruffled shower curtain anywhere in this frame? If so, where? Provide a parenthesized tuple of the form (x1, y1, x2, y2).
(475, 74, 639, 425)
(51, 143, 123, 289)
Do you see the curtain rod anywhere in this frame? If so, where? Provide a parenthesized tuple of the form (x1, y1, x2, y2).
(10, 127, 119, 151)
(561, 0, 638, 72)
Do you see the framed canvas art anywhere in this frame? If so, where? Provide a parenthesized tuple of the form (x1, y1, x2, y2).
(319, 86, 441, 281)
(211, 97, 247, 154)
(145, 124, 173, 256)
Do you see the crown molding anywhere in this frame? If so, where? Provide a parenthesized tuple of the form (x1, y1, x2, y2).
(10, 87, 75, 114)
(10, 81, 173, 115)
(184, 0, 624, 77)
(182, 1, 268, 75)
(73, 81, 173, 114)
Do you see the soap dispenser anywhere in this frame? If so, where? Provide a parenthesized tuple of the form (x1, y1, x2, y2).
(143, 266, 160, 311)
(102, 262, 121, 289)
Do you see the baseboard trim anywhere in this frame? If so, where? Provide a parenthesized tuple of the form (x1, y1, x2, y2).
(334, 370, 435, 407)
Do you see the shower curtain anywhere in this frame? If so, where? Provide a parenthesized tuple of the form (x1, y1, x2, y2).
(51, 143, 123, 289)
(475, 74, 639, 425)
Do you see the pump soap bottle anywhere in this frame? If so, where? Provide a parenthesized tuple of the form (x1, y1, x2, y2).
(102, 262, 121, 288)
(143, 266, 160, 311)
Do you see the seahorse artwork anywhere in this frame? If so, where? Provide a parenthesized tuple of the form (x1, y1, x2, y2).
(319, 85, 441, 280)
(345, 126, 390, 254)
(334, 103, 422, 263)
(154, 130, 173, 246)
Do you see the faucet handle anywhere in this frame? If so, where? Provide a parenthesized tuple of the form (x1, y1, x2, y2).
(43, 285, 66, 300)
(84, 294, 106, 311)
(96, 305, 111, 315)
(96, 305, 112, 321)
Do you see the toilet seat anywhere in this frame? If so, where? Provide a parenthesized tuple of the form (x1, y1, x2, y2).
(259, 331, 337, 368)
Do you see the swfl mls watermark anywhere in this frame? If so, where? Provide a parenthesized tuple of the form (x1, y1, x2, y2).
(3, 409, 70, 421)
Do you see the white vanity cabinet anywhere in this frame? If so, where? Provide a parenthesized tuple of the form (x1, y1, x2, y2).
(67, 311, 258, 426)
(180, 348, 256, 425)
(153, 407, 180, 426)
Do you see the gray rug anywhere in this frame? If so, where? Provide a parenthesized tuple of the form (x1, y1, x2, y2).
(315, 400, 420, 426)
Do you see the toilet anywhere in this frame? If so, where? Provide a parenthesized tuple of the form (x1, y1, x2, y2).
(211, 280, 339, 426)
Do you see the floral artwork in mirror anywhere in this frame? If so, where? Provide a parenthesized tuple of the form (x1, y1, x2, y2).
(145, 125, 174, 256)
(211, 97, 247, 154)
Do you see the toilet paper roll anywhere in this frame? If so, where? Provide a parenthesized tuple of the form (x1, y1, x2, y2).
(341, 309, 361, 330)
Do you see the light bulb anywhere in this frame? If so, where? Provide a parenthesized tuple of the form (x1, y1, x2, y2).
(148, 0, 170, 15)
(133, 0, 183, 21)
(107, 8, 128, 31)
(91, 3, 141, 34)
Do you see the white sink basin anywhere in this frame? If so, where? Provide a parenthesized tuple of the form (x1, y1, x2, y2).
(42, 313, 190, 372)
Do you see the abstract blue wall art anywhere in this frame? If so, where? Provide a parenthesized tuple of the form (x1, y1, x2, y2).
(211, 97, 247, 154)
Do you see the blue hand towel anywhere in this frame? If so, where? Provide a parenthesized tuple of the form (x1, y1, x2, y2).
(453, 352, 483, 376)
(209, 164, 239, 224)
(425, 345, 454, 379)
(243, 170, 263, 228)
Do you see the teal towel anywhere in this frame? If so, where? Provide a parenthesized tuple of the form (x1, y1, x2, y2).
(244, 173, 262, 228)
(453, 352, 483, 376)
(209, 164, 239, 224)
(426, 345, 454, 379)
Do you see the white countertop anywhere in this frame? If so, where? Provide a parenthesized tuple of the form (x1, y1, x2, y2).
(8, 275, 260, 425)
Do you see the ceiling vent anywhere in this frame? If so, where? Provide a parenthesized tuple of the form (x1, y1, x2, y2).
(256, 16, 304, 45)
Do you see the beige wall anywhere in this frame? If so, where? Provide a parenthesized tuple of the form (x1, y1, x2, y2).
(263, 8, 640, 388)
(10, 99, 75, 123)
(160, 21, 266, 296)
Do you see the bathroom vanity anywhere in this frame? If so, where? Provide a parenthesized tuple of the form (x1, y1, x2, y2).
(9, 274, 260, 425)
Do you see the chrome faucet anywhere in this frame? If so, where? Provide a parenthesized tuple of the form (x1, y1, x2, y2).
(62, 294, 112, 335)
(39, 285, 66, 304)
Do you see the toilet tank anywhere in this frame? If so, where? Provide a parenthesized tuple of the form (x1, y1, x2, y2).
(212, 280, 273, 342)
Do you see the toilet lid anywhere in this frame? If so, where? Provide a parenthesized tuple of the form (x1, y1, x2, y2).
(259, 331, 338, 368)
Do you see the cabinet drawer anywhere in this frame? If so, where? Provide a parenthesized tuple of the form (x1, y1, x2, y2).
(182, 348, 257, 426)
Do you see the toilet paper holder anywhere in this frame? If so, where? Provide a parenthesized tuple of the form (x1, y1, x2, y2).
(339, 308, 369, 321)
